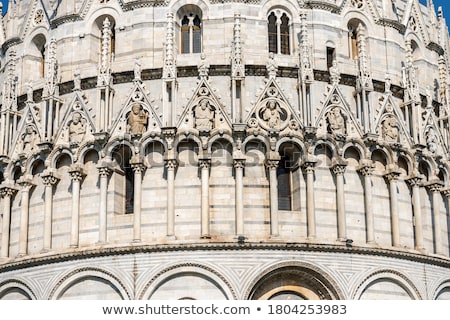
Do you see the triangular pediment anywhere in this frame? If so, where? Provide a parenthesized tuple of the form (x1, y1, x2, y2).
(374, 93, 413, 146)
(10, 103, 44, 160)
(54, 91, 95, 147)
(20, 0, 51, 40)
(422, 107, 448, 157)
(403, 0, 431, 44)
(244, 78, 303, 138)
(342, 0, 381, 23)
(177, 78, 232, 136)
(315, 84, 363, 138)
(110, 81, 162, 138)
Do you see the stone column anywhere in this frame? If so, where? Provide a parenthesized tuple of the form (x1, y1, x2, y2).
(233, 158, 245, 236)
(407, 175, 424, 251)
(97, 164, 112, 244)
(332, 163, 347, 241)
(69, 164, 85, 248)
(199, 159, 211, 238)
(165, 158, 177, 239)
(302, 158, 317, 239)
(0, 185, 17, 258)
(358, 161, 375, 244)
(426, 180, 444, 255)
(266, 157, 280, 238)
(18, 175, 35, 257)
(384, 166, 401, 247)
(41, 169, 60, 252)
(131, 157, 146, 243)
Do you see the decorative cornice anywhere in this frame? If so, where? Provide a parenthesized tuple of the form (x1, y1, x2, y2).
(50, 14, 82, 28)
(0, 242, 449, 274)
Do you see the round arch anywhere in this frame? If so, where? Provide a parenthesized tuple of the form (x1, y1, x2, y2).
(49, 267, 130, 300)
(138, 262, 237, 300)
(0, 279, 36, 300)
(352, 269, 422, 300)
(244, 261, 344, 300)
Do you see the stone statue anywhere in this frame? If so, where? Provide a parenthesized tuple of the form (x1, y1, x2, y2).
(194, 99, 214, 130)
(69, 112, 87, 144)
(329, 59, 340, 85)
(73, 69, 81, 91)
(128, 103, 148, 135)
(22, 125, 38, 153)
(327, 107, 346, 135)
(198, 53, 209, 78)
(266, 52, 278, 79)
(382, 116, 399, 143)
(134, 57, 141, 81)
(426, 127, 438, 154)
(26, 82, 33, 102)
(262, 99, 282, 129)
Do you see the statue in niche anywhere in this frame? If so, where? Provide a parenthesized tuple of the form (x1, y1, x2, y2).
(262, 99, 282, 129)
(22, 125, 38, 153)
(128, 103, 148, 135)
(194, 99, 214, 130)
(69, 112, 87, 144)
(426, 127, 438, 154)
(327, 107, 346, 135)
(382, 116, 399, 143)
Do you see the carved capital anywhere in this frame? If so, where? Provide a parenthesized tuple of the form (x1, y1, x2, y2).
(332, 164, 347, 176)
(265, 159, 280, 170)
(0, 185, 18, 198)
(425, 180, 444, 193)
(18, 175, 35, 190)
(233, 158, 246, 169)
(199, 159, 211, 170)
(357, 160, 375, 176)
(406, 175, 424, 187)
(441, 187, 450, 198)
(131, 162, 146, 174)
(41, 168, 60, 186)
(69, 164, 85, 182)
(302, 160, 317, 173)
(165, 158, 178, 170)
(98, 166, 113, 178)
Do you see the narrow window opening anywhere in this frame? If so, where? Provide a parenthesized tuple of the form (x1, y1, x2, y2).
(268, 12, 277, 54)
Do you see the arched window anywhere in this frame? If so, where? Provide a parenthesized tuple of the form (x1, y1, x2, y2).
(31, 34, 46, 79)
(277, 144, 301, 211)
(112, 145, 134, 214)
(179, 7, 202, 54)
(268, 10, 291, 55)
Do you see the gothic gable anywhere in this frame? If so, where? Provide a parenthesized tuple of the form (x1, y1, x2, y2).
(315, 84, 363, 139)
(177, 78, 232, 136)
(422, 107, 448, 158)
(109, 81, 162, 138)
(342, 0, 381, 23)
(10, 104, 43, 160)
(374, 94, 413, 147)
(53, 91, 95, 147)
(20, 0, 50, 40)
(244, 78, 302, 138)
(402, 0, 431, 44)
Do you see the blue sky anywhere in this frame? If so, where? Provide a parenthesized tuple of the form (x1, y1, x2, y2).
(0, 0, 450, 21)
